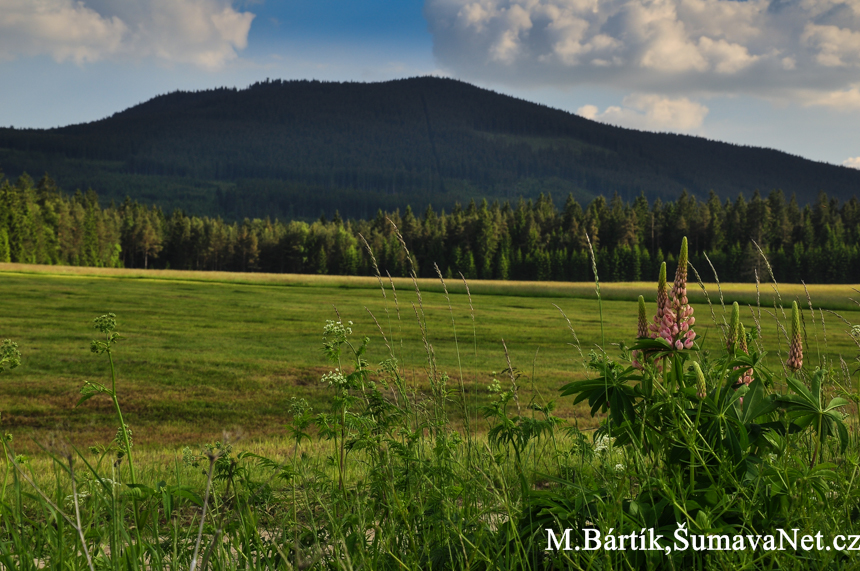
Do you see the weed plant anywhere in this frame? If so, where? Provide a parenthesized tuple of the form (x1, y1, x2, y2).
(1, 235, 860, 569)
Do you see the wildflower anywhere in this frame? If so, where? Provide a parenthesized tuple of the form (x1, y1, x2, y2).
(737, 323, 753, 388)
(637, 295, 648, 338)
(93, 313, 117, 334)
(0, 339, 21, 373)
(786, 301, 803, 372)
(323, 319, 352, 339)
(288, 397, 311, 417)
(648, 262, 670, 340)
(593, 435, 612, 453)
(91, 313, 121, 354)
(669, 237, 696, 350)
(114, 424, 133, 458)
(725, 301, 752, 391)
(322, 368, 348, 388)
(650, 238, 696, 351)
(692, 362, 707, 399)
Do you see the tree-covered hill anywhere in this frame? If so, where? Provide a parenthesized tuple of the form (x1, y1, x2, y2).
(1, 76, 858, 220)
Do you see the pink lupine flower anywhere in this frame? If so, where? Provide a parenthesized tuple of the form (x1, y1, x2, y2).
(648, 262, 671, 341)
(786, 301, 803, 372)
(651, 238, 696, 352)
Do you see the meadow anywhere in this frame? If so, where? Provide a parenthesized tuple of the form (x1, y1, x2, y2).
(2, 263, 858, 451)
(2, 257, 860, 570)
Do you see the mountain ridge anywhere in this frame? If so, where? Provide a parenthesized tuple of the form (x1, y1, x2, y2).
(0, 76, 857, 219)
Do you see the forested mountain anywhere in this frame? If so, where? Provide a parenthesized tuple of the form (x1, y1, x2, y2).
(3, 169, 860, 284)
(1, 77, 858, 220)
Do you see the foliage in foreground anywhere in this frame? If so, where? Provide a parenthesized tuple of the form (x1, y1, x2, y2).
(2, 237, 860, 570)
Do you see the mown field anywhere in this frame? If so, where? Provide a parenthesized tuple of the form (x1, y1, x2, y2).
(2, 263, 858, 453)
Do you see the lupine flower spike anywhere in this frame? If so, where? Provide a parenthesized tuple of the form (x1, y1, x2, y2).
(727, 302, 753, 393)
(648, 262, 669, 340)
(692, 361, 708, 399)
(737, 322, 753, 387)
(651, 239, 696, 351)
(637, 295, 648, 339)
(786, 301, 803, 372)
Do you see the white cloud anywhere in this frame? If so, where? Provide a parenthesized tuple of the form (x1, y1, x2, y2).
(801, 84, 860, 110)
(577, 94, 709, 132)
(802, 23, 860, 67)
(697, 37, 758, 74)
(426, 0, 860, 104)
(0, 0, 254, 69)
(844, 157, 860, 169)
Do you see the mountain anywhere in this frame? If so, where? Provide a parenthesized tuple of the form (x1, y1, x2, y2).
(1, 76, 857, 219)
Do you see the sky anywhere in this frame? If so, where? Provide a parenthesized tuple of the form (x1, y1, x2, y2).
(0, 0, 858, 169)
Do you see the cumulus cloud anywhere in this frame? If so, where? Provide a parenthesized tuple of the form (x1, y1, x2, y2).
(801, 84, 860, 110)
(425, 0, 860, 105)
(844, 157, 860, 169)
(577, 94, 709, 132)
(0, 0, 254, 69)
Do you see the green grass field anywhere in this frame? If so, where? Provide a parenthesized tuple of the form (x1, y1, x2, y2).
(2, 262, 858, 452)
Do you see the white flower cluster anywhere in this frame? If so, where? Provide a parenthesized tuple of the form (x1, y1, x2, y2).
(593, 435, 613, 453)
(323, 320, 353, 338)
(322, 368, 348, 388)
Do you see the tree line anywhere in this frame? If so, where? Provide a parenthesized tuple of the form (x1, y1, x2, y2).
(2, 170, 860, 284)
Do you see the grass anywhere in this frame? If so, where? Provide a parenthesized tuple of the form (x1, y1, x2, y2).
(1, 263, 859, 453)
(3, 252, 860, 570)
(4, 261, 860, 308)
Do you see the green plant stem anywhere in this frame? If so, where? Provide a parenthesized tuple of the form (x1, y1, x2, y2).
(690, 396, 705, 489)
(107, 350, 136, 484)
(107, 347, 143, 552)
(0, 440, 10, 503)
(339, 403, 346, 492)
(292, 438, 300, 570)
(811, 414, 823, 468)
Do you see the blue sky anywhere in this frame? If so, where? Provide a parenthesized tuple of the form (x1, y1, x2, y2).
(1, 0, 858, 169)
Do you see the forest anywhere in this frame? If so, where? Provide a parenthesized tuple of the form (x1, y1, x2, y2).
(2, 77, 860, 220)
(2, 170, 859, 284)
